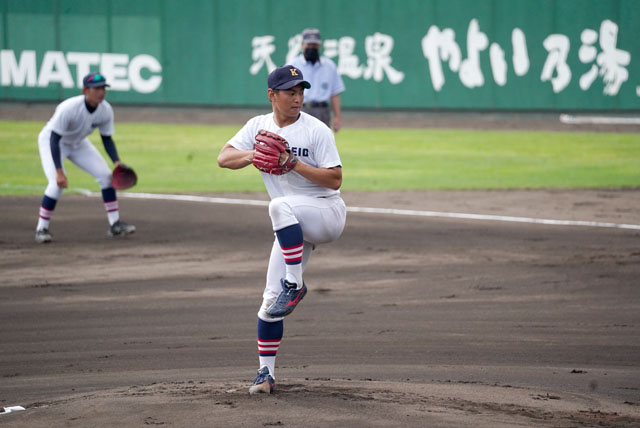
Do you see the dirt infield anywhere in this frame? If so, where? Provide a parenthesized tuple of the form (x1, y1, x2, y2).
(1, 190, 639, 427)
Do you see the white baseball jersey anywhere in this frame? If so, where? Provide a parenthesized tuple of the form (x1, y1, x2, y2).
(228, 112, 342, 199)
(38, 95, 115, 199)
(41, 95, 114, 145)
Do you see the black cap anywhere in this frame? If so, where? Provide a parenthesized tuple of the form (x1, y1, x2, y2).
(268, 65, 311, 90)
(83, 72, 110, 88)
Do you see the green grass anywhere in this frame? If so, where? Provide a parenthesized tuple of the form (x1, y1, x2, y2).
(1, 120, 639, 195)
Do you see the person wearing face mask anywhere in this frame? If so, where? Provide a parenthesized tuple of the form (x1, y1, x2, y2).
(290, 28, 345, 132)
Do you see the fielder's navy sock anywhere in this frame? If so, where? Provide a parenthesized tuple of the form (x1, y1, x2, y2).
(257, 318, 283, 378)
(37, 195, 58, 230)
(276, 224, 303, 285)
(101, 187, 119, 225)
(42, 195, 57, 211)
(101, 187, 116, 203)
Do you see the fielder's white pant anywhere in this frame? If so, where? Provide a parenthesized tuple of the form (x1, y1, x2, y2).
(257, 194, 347, 322)
(38, 130, 113, 199)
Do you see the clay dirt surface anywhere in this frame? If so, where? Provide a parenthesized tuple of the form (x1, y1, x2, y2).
(1, 189, 639, 428)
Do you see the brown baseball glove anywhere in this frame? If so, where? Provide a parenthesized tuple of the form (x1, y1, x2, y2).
(252, 129, 297, 175)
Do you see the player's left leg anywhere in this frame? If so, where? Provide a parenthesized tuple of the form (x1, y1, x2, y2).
(250, 240, 313, 394)
(69, 140, 135, 236)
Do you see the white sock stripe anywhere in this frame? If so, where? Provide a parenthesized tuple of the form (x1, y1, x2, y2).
(39, 207, 52, 218)
(281, 244, 303, 253)
(258, 344, 279, 350)
(258, 343, 280, 350)
(257, 339, 281, 346)
(281, 248, 303, 257)
(282, 245, 303, 263)
(104, 201, 119, 211)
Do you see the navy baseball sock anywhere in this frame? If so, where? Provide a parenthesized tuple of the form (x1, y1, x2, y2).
(257, 318, 283, 378)
(37, 195, 58, 230)
(101, 187, 119, 225)
(275, 223, 304, 286)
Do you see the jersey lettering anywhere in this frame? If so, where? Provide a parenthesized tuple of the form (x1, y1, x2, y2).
(291, 147, 309, 157)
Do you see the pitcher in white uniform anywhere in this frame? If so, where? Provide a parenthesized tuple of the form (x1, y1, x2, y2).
(217, 65, 347, 394)
(34, 72, 135, 243)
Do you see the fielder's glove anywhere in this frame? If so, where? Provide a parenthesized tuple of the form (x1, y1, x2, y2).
(111, 163, 138, 190)
(252, 129, 297, 175)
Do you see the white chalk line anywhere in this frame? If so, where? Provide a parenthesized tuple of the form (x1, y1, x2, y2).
(559, 114, 640, 125)
(104, 191, 640, 231)
(3, 185, 637, 231)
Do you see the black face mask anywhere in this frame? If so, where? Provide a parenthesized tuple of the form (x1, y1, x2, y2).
(303, 47, 320, 64)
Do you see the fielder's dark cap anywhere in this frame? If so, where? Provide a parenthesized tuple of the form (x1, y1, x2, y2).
(83, 72, 110, 88)
(302, 28, 322, 44)
(268, 65, 311, 90)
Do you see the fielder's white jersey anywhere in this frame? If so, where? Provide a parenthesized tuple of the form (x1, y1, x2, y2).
(40, 95, 114, 146)
(228, 112, 342, 199)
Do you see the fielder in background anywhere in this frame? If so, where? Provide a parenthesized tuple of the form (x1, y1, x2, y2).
(290, 28, 345, 132)
(34, 72, 136, 243)
(217, 65, 347, 394)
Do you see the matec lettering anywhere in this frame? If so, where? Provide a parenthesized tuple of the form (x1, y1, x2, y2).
(0, 50, 162, 94)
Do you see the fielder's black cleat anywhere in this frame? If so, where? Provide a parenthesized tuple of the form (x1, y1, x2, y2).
(108, 220, 136, 237)
(266, 279, 307, 317)
(35, 228, 52, 243)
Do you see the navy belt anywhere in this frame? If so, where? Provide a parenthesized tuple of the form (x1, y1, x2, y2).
(304, 101, 328, 108)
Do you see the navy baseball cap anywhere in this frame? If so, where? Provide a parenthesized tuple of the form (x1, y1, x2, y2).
(83, 72, 110, 88)
(268, 65, 311, 90)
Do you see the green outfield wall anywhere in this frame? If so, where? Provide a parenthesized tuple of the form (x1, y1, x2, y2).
(1, 0, 638, 110)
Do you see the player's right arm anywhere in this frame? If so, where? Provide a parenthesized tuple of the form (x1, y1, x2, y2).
(218, 119, 260, 170)
(217, 143, 254, 170)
